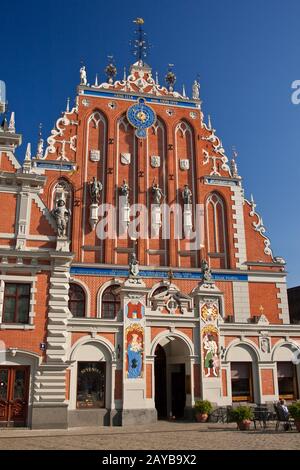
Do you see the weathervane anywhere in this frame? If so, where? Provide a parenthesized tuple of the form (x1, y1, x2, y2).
(130, 17, 151, 65)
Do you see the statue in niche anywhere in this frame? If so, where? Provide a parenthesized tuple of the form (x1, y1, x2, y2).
(52, 199, 71, 238)
(151, 181, 165, 204)
(89, 177, 103, 204)
(201, 259, 212, 283)
(120, 179, 130, 203)
(129, 252, 139, 277)
(80, 65, 87, 85)
(182, 184, 192, 205)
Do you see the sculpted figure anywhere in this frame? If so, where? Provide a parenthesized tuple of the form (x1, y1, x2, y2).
(89, 176, 103, 204)
(201, 259, 212, 283)
(182, 184, 192, 205)
(52, 199, 70, 238)
(80, 65, 87, 85)
(192, 80, 200, 100)
(151, 181, 164, 204)
(129, 252, 139, 277)
(120, 179, 130, 203)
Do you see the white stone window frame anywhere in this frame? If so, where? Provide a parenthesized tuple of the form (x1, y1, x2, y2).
(68, 277, 91, 318)
(0, 275, 37, 329)
(97, 279, 122, 320)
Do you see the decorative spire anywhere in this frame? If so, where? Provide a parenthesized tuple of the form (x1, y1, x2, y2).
(36, 123, 44, 159)
(130, 18, 150, 66)
(123, 67, 126, 81)
(208, 115, 212, 130)
(25, 142, 31, 160)
(165, 64, 176, 92)
(105, 56, 117, 84)
(66, 97, 70, 113)
(22, 143, 32, 173)
(155, 71, 159, 85)
(8, 112, 15, 133)
(182, 84, 186, 97)
(94, 74, 98, 87)
(230, 146, 239, 178)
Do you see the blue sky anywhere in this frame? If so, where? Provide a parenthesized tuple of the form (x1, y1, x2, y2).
(1, 0, 299, 286)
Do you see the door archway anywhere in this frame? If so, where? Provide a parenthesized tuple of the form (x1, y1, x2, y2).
(154, 335, 192, 419)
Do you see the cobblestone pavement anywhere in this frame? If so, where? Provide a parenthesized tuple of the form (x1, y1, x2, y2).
(0, 422, 299, 450)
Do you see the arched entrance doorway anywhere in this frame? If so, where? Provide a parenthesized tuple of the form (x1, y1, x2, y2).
(154, 336, 191, 420)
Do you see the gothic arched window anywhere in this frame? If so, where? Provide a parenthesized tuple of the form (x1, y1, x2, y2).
(206, 192, 228, 269)
(101, 285, 121, 319)
(68, 283, 85, 318)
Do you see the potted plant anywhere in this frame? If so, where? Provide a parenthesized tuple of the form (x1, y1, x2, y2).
(288, 402, 300, 432)
(194, 399, 213, 423)
(230, 405, 253, 430)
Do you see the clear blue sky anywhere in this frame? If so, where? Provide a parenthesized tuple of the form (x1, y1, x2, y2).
(1, 0, 299, 286)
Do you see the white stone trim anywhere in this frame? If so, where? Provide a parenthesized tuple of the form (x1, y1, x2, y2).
(0, 276, 37, 325)
(96, 279, 122, 319)
(276, 282, 290, 324)
(231, 186, 247, 269)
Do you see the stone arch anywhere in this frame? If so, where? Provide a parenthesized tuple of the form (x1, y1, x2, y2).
(271, 340, 300, 362)
(68, 336, 116, 412)
(150, 329, 194, 357)
(225, 338, 261, 363)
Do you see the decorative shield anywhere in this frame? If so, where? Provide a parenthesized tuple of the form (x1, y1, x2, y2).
(150, 155, 161, 168)
(121, 152, 131, 165)
(90, 149, 100, 162)
(180, 159, 190, 170)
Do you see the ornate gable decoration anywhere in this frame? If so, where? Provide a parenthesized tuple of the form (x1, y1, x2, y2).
(92, 63, 186, 100)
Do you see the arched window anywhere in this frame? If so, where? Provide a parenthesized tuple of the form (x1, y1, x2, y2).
(206, 192, 228, 269)
(101, 285, 120, 319)
(68, 284, 85, 318)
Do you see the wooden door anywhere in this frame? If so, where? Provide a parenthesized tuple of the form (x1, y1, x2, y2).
(0, 367, 29, 426)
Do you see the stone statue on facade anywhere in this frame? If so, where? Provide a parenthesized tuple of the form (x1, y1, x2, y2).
(129, 252, 139, 277)
(52, 199, 70, 238)
(182, 184, 192, 205)
(120, 179, 130, 203)
(89, 176, 103, 204)
(151, 181, 165, 204)
(201, 259, 213, 283)
(80, 65, 87, 85)
(192, 80, 200, 100)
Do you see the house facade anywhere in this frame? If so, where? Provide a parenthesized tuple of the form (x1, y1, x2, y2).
(0, 20, 299, 429)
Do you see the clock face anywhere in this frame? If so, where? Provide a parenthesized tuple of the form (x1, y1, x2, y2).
(127, 98, 156, 138)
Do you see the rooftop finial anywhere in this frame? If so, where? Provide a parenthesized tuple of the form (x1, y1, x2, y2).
(105, 56, 117, 84)
(165, 64, 176, 92)
(66, 97, 70, 113)
(36, 123, 44, 159)
(230, 146, 239, 178)
(8, 112, 15, 133)
(131, 18, 150, 66)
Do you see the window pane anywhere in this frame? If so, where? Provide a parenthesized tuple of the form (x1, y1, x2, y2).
(277, 362, 293, 378)
(3, 298, 16, 322)
(17, 284, 30, 295)
(72, 302, 85, 318)
(18, 298, 29, 323)
(77, 362, 106, 408)
(5, 284, 16, 296)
